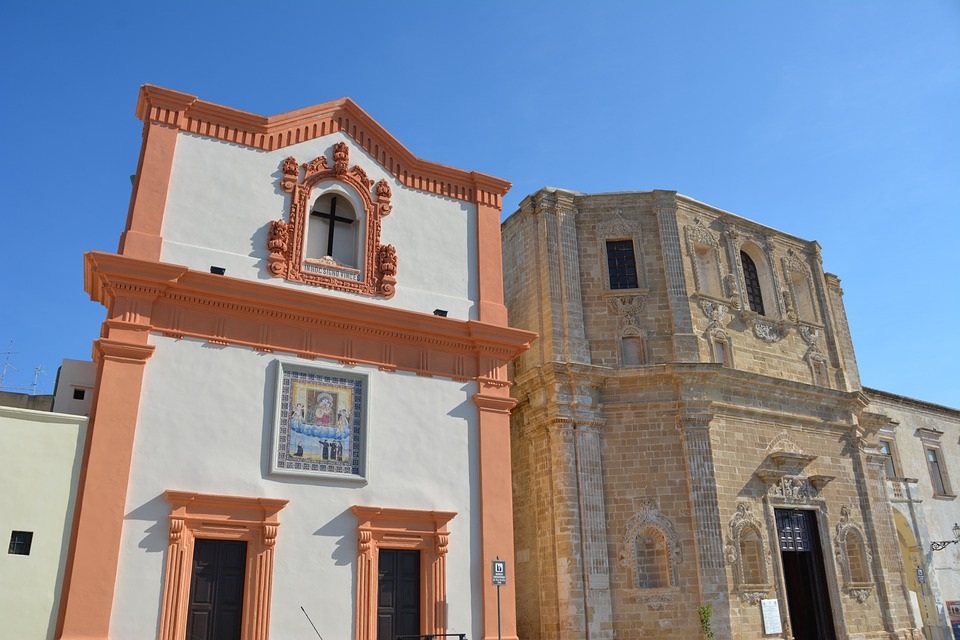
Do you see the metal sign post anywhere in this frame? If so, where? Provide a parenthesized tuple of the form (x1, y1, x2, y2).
(492, 558, 507, 640)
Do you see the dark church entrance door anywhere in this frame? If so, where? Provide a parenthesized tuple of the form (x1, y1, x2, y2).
(378, 549, 421, 640)
(775, 509, 837, 640)
(186, 539, 247, 640)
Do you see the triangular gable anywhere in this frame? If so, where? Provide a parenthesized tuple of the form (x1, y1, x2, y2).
(136, 85, 510, 207)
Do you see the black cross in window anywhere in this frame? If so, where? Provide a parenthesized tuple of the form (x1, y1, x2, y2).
(310, 196, 354, 257)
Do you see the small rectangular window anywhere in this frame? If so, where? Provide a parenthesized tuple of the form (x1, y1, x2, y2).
(8, 531, 33, 555)
(878, 440, 897, 479)
(606, 240, 639, 290)
(927, 448, 949, 495)
(713, 340, 727, 366)
(72, 388, 86, 400)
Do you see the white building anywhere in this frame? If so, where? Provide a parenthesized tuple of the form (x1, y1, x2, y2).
(56, 86, 533, 640)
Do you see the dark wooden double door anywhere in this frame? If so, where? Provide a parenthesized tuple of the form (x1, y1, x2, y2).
(377, 549, 421, 640)
(775, 509, 836, 640)
(186, 539, 247, 640)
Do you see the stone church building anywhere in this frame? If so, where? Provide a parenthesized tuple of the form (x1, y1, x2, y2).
(503, 188, 954, 640)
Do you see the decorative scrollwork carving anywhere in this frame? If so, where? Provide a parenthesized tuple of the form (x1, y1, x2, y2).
(169, 516, 184, 543)
(377, 244, 397, 298)
(376, 179, 393, 216)
(749, 318, 787, 343)
(607, 295, 648, 328)
(640, 593, 674, 610)
(358, 529, 373, 554)
(850, 589, 871, 603)
(263, 524, 278, 548)
(353, 165, 372, 189)
(281, 156, 300, 192)
(739, 591, 767, 605)
(333, 141, 349, 176)
(436, 533, 449, 556)
(303, 155, 329, 179)
(699, 300, 729, 329)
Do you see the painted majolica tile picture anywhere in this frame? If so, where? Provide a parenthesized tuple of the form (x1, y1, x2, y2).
(271, 362, 368, 480)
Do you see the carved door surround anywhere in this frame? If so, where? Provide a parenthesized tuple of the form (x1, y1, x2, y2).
(268, 142, 397, 298)
(754, 437, 847, 640)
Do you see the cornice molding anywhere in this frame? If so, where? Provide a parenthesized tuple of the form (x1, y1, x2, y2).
(135, 85, 510, 206)
(85, 252, 536, 383)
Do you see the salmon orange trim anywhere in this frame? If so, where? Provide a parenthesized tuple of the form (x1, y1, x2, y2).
(135, 85, 510, 206)
(352, 506, 456, 640)
(159, 492, 288, 640)
(85, 251, 536, 383)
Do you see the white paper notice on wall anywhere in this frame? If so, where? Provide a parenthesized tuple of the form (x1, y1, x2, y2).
(761, 599, 783, 635)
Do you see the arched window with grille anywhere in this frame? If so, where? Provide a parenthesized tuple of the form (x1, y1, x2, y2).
(740, 251, 765, 315)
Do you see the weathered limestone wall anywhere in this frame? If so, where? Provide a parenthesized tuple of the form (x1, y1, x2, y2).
(503, 187, 920, 640)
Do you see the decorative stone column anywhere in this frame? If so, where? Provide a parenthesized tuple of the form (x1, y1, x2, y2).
(678, 411, 731, 637)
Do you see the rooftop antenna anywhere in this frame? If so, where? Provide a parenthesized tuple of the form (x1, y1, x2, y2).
(32, 365, 47, 395)
(0, 341, 18, 390)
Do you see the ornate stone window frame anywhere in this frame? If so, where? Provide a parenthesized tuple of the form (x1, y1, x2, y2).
(725, 502, 771, 602)
(619, 500, 681, 591)
(352, 506, 456, 640)
(684, 218, 725, 300)
(698, 300, 734, 367)
(723, 225, 794, 341)
(781, 250, 820, 324)
(267, 141, 397, 298)
(159, 491, 288, 640)
(598, 211, 646, 291)
(834, 505, 874, 603)
(607, 294, 650, 366)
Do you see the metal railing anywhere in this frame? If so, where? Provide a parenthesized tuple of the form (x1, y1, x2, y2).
(396, 635, 467, 640)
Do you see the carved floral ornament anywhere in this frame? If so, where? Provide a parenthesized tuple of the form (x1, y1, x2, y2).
(607, 294, 648, 328)
(268, 142, 398, 298)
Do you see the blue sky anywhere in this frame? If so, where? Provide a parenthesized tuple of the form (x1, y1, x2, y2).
(1, 1, 958, 407)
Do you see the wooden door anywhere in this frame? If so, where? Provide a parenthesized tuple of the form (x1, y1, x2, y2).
(377, 549, 420, 640)
(186, 539, 247, 640)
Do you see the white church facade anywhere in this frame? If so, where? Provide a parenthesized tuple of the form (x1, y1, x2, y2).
(55, 86, 534, 640)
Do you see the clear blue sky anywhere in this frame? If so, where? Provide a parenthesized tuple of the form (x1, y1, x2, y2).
(1, 1, 958, 408)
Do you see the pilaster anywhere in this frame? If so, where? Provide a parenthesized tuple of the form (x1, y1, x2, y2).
(850, 428, 917, 637)
(678, 411, 731, 637)
(474, 389, 520, 640)
(654, 191, 699, 361)
(119, 120, 178, 260)
(56, 336, 155, 640)
(529, 189, 591, 365)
